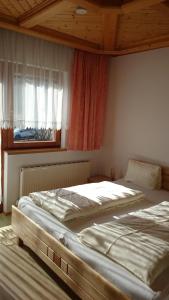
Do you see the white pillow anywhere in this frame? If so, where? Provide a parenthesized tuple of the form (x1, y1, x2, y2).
(125, 159, 161, 190)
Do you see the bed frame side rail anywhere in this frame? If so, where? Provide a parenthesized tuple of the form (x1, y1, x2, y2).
(12, 206, 130, 300)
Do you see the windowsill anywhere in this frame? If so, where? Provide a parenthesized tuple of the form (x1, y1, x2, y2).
(5, 147, 67, 155)
(14, 140, 54, 144)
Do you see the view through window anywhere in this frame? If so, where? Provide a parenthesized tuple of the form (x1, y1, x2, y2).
(13, 127, 54, 142)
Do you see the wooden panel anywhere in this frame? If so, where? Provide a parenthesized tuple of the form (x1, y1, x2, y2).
(68, 0, 102, 13)
(0, 1, 13, 16)
(69, 0, 121, 14)
(117, 3, 169, 50)
(0, 0, 44, 18)
(48, 247, 55, 261)
(115, 33, 169, 55)
(61, 258, 68, 274)
(34, 25, 101, 49)
(122, 0, 166, 14)
(54, 254, 61, 267)
(42, 21, 103, 45)
(103, 13, 119, 50)
(12, 206, 130, 300)
(25, 236, 93, 300)
(19, 0, 64, 28)
(0, 12, 17, 24)
(67, 265, 108, 299)
(38, 239, 48, 255)
(39, 1, 104, 45)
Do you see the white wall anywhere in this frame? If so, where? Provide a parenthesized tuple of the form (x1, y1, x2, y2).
(101, 47, 169, 178)
(4, 149, 102, 212)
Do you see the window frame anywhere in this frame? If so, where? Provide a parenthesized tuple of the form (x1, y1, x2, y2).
(3, 128, 61, 150)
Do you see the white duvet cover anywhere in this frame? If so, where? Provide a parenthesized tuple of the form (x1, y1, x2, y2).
(79, 201, 169, 285)
(29, 181, 144, 222)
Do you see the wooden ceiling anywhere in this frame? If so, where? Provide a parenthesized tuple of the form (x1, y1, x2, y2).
(0, 0, 169, 55)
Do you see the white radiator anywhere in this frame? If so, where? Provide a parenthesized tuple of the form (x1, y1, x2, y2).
(19, 160, 90, 197)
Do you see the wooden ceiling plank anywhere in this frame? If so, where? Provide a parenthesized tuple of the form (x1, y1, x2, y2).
(0, 0, 20, 17)
(19, 0, 65, 28)
(68, 0, 101, 13)
(122, 0, 166, 14)
(69, 0, 165, 14)
(69, 0, 120, 14)
(104, 33, 169, 55)
(102, 6, 121, 14)
(117, 3, 169, 50)
(0, 12, 17, 24)
(0, 18, 114, 55)
(0, 5, 10, 17)
(18, 0, 32, 11)
(103, 13, 119, 50)
(122, 32, 169, 49)
(40, 14, 103, 44)
(34, 25, 100, 47)
(117, 39, 169, 55)
(8, 0, 25, 15)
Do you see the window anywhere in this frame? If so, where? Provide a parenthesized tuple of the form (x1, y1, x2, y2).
(0, 29, 73, 151)
(11, 64, 63, 148)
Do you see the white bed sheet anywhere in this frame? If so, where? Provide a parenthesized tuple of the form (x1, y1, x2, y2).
(18, 180, 169, 300)
(117, 179, 169, 205)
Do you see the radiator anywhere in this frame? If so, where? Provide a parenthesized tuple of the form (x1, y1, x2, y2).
(20, 161, 91, 197)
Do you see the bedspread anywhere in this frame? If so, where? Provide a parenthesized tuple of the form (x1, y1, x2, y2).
(29, 181, 144, 222)
(79, 201, 169, 285)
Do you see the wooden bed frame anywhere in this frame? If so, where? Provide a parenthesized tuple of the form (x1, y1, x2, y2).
(11, 165, 169, 300)
(12, 206, 130, 300)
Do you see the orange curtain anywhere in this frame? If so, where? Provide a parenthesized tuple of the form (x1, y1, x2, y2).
(68, 50, 109, 151)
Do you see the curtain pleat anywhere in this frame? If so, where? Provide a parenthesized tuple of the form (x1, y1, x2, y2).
(68, 50, 109, 151)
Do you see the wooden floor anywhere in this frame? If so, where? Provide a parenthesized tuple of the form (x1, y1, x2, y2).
(0, 225, 80, 300)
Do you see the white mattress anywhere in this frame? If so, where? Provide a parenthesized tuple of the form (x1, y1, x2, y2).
(18, 179, 169, 300)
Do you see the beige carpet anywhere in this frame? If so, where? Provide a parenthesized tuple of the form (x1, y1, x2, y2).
(0, 214, 11, 228)
(0, 226, 79, 300)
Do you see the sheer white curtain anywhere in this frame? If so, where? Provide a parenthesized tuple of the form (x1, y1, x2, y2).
(0, 28, 73, 146)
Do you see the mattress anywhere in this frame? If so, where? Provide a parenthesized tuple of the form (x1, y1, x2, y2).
(18, 179, 169, 300)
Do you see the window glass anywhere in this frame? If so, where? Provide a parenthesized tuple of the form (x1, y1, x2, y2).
(13, 127, 54, 142)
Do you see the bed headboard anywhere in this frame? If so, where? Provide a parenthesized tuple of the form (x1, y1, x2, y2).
(162, 166, 169, 191)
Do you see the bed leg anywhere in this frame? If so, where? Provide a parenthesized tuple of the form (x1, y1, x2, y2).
(17, 237, 24, 247)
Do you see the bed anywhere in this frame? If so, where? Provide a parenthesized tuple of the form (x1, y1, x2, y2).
(12, 161, 169, 300)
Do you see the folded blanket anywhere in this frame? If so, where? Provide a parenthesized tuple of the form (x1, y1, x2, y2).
(78, 201, 169, 285)
(29, 181, 144, 222)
